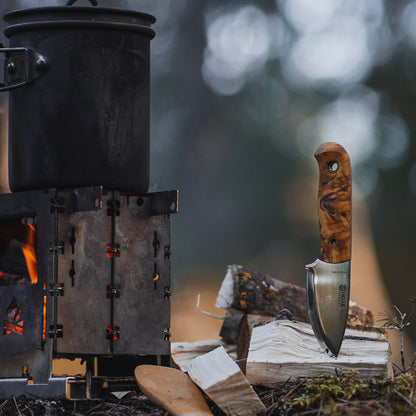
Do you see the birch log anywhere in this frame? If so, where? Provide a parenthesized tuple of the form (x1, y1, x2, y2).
(171, 339, 225, 371)
(237, 314, 274, 373)
(185, 346, 266, 416)
(246, 320, 392, 387)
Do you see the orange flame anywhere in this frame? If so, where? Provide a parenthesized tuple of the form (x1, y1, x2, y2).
(21, 223, 38, 284)
(42, 283, 46, 342)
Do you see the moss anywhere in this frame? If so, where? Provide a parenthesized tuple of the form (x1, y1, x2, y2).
(286, 370, 416, 415)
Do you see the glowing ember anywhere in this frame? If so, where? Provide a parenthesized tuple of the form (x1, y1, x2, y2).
(106, 326, 120, 340)
(4, 296, 23, 335)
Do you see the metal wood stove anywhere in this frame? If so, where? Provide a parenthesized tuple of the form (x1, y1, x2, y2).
(0, 1, 178, 399)
(0, 187, 177, 398)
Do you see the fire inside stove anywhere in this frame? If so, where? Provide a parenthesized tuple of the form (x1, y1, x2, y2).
(0, 217, 47, 343)
(0, 217, 38, 286)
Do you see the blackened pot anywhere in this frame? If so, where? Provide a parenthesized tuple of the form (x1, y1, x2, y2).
(1, 5, 155, 193)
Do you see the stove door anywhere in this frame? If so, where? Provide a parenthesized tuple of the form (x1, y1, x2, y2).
(113, 197, 171, 355)
(56, 192, 172, 357)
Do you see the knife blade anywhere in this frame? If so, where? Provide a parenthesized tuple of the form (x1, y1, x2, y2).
(306, 142, 352, 357)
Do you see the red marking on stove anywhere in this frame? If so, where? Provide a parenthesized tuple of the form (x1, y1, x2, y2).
(4, 296, 23, 335)
(106, 244, 120, 258)
(106, 326, 120, 340)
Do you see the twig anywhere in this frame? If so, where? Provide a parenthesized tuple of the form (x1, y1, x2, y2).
(281, 379, 306, 401)
(88, 402, 105, 414)
(377, 300, 415, 371)
(392, 390, 416, 409)
(317, 398, 323, 416)
(0, 399, 8, 414)
(12, 396, 22, 416)
(196, 294, 225, 320)
(296, 409, 323, 415)
(22, 406, 34, 416)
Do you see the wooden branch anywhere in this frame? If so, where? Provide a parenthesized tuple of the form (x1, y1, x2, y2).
(246, 320, 392, 387)
(185, 346, 266, 416)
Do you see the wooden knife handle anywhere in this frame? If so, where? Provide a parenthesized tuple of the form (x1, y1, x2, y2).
(314, 142, 351, 264)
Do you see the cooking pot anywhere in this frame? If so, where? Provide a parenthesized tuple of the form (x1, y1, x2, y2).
(1, 0, 155, 193)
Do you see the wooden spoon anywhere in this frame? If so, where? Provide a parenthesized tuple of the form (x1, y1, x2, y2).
(135, 365, 213, 416)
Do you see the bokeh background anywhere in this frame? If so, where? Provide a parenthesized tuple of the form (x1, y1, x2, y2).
(0, 0, 415, 367)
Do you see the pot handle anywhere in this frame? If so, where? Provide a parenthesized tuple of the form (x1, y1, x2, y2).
(66, 0, 98, 5)
(0, 46, 48, 92)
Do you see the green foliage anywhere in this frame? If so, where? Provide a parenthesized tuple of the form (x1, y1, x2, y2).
(286, 370, 416, 415)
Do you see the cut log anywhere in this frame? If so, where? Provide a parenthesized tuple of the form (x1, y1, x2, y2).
(218, 309, 244, 345)
(246, 320, 392, 387)
(216, 265, 374, 330)
(216, 265, 375, 349)
(171, 339, 225, 371)
(237, 314, 274, 374)
(185, 346, 266, 416)
(216, 264, 309, 321)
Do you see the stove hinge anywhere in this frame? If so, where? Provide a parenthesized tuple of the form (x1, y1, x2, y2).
(49, 282, 64, 297)
(164, 286, 171, 300)
(106, 199, 120, 217)
(163, 328, 171, 342)
(49, 240, 65, 255)
(50, 196, 66, 214)
(49, 194, 66, 348)
(106, 285, 120, 299)
(106, 194, 121, 352)
(49, 324, 63, 339)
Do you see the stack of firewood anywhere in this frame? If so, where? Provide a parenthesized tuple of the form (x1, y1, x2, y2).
(170, 265, 392, 416)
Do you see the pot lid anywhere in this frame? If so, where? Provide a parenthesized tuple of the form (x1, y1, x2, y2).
(4, 4, 156, 38)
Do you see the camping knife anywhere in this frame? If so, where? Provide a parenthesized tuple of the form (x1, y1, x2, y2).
(306, 142, 352, 357)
